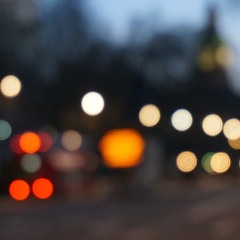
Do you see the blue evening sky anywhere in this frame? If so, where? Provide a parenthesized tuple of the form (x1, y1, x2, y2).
(85, 0, 240, 93)
(41, 0, 240, 46)
(40, 0, 240, 93)
(86, 0, 239, 43)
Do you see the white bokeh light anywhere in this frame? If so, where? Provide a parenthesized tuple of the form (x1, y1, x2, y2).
(202, 114, 223, 137)
(0, 75, 22, 98)
(171, 108, 193, 131)
(223, 118, 240, 140)
(81, 91, 105, 116)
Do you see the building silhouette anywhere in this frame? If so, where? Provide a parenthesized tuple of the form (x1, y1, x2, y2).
(163, 6, 240, 176)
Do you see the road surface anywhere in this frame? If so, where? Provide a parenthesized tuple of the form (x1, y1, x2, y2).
(1, 177, 240, 240)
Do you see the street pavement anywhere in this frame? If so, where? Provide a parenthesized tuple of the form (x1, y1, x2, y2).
(1, 177, 240, 240)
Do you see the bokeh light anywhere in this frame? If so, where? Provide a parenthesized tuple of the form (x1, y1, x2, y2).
(19, 132, 41, 153)
(61, 130, 82, 151)
(201, 152, 215, 174)
(39, 124, 58, 140)
(0, 75, 22, 98)
(228, 137, 240, 150)
(9, 179, 30, 201)
(81, 91, 105, 116)
(198, 45, 233, 72)
(10, 134, 24, 154)
(202, 114, 223, 137)
(210, 152, 231, 174)
(38, 132, 53, 152)
(49, 150, 85, 173)
(98, 128, 145, 168)
(216, 46, 234, 67)
(176, 151, 197, 173)
(20, 154, 42, 173)
(0, 120, 12, 140)
(138, 104, 161, 127)
(223, 118, 240, 140)
(171, 109, 193, 131)
(32, 178, 54, 199)
(198, 47, 215, 72)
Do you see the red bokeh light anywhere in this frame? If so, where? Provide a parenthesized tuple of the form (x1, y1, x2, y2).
(32, 178, 54, 199)
(10, 134, 24, 154)
(9, 179, 30, 201)
(38, 132, 53, 152)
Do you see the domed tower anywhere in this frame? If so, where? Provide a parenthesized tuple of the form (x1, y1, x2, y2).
(194, 6, 233, 90)
(188, 5, 235, 113)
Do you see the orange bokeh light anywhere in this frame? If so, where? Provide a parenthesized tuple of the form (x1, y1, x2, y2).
(98, 128, 145, 168)
(19, 132, 41, 153)
(32, 178, 54, 199)
(9, 179, 30, 201)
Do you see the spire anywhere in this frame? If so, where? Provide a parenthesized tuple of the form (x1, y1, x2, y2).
(207, 5, 217, 32)
(191, 4, 234, 91)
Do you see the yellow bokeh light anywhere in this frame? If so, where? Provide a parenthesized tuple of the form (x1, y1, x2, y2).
(171, 109, 193, 131)
(61, 130, 82, 151)
(216, 46, 234, 67)
(198, 47, 215, 72)
(139, 104, 161, 127)
(0, 75, 22, 98)
(202, 114, 223, 137)
(98, 128, 145, 168)
(210, 152, 231, 174)
(176, 151, 197, 173)
(223, 118, 240, 140)
(228, 137, 240, 150)
(81, 91, 104, 116)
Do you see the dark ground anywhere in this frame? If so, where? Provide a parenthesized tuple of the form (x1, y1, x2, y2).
(1, 177, 240, 240)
